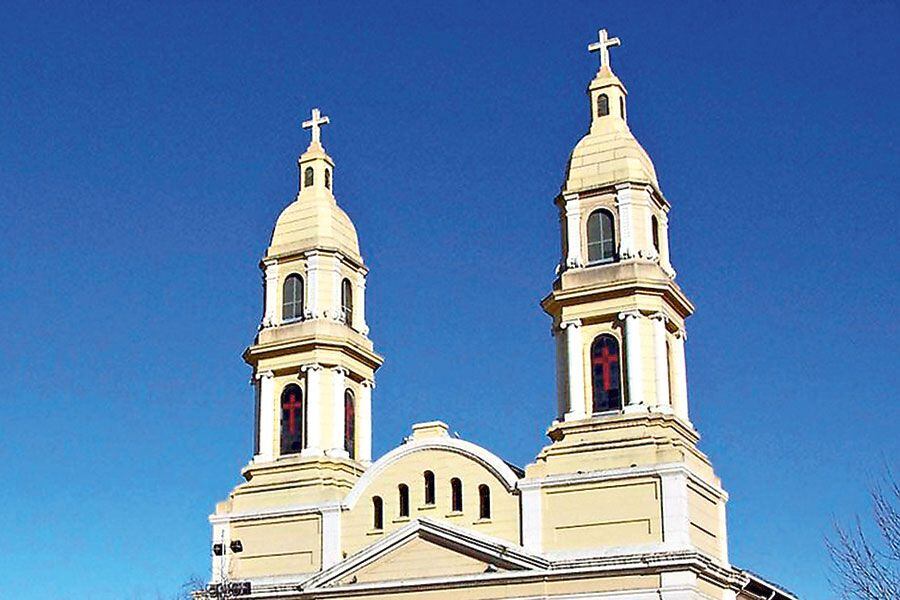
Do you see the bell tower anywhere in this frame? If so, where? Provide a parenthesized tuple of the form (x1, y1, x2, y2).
(523, 30, 730, 568)
(239, 108, 383, 505)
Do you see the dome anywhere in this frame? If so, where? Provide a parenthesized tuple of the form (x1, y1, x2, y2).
(267, 192, 362, 262)
(563, 66, 659, 193)
(564, 126, 659, 193)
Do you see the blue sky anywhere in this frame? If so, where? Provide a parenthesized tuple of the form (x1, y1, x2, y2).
(0, 2, 897, 598)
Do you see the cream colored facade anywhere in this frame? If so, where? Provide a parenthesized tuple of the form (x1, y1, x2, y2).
(201, 30, 796, 600)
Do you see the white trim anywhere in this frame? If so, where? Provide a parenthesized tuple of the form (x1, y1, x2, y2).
(255, 370, 276, 462)
(561, 319, 585, 421)
(615, 185, 636, 259)
(357, 380, 373, 464)
(651, 312, 672, 413)
(327, 367, 348, 457)
(262, 261, 279, 327)
(320, 504, 342, 568)
(618, 310, 645, 408)
(520, 484, 542, 553)
(563, 194, 583, 268)
(671, 330, 690, 422)
(305, 252, 321, 319)
(300, 363, 324, 456)
(344, 437, 520, 509)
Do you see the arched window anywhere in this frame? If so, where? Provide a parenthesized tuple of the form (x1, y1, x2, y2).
(450, 478, 463, 512)
(344, 389, 355, 458)
(304, 166, 314, 188)
(597, 93, 610, 117)
(341, 278, 353, 325)
(478, 485, 491, 519)
(587, 210, 616, 263)
(590, 335, 622, 413)
(398, 484, 410, 518)
(324, 168, 331, 189)
(424, 471, 435, 505)
(651, 215, 660, 253)
(372, 496, 383, 529)
(282, 274, 304, 321)
(280, 384, 304, 455)
(619, 96, 625, 119)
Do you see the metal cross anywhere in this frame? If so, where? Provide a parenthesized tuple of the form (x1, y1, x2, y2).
(302, 107, 330, 145)
(588, 28, 621, 70)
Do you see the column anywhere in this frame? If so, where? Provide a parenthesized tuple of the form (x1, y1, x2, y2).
(671, 330, 690, 422)
(262, 261, 279, 327)
(615, 184, 637, 259)
(357, 380, 373, 464)
(554, 327, 567, 420)
(354, 272, 368, 334)
(320, 504, 342, 568)
(332, 256, 343, 321)
(305, 252, 321, 319)
(329, 367, 348, 457)
(561, 320, 586, 420)
(618, 311, 646, 410)
(301, 363, 324, 456)
(255, 370, 276, 461)
(563, 194, 583, 267)
(651, 313, 672, 413)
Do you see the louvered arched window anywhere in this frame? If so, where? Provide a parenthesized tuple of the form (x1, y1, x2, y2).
(280, 384, 304, 455)
(341, 278, 353, 325)
(282, 274, 304, 321)
(597, 93, 610, 117)
(344, 389, 355, 458)
(324, 168, 331, 189)
(450, 478, 463, 512)
(587, 209, 616, 263)
(591, 334, 622, 412)
(651, 215, 660, 253)
(304, 166, 314, 188)
(424, 471, 435, 505)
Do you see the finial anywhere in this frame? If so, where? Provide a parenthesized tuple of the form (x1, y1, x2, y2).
(302, 107, 330, 146)
(588, 28, 621, 70)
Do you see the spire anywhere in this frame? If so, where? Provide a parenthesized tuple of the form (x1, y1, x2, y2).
(297, 107, 335, 196)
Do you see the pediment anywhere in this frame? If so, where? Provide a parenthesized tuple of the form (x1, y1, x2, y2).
(300, 518, 548, 591)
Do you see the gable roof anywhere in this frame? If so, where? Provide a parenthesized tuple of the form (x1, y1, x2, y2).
(298, 517, 549, 591)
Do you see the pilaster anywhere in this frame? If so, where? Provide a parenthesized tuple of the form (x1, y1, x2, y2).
(618, 311, 646, 411)
(328, 366, 349, 458)
(357, 380, 373, 465)
(262, 260, 279, 327)
(670, 330, 690, 422)
(301, 363, 324, 456)
(651, 312, 672, 413)
(563, 193, 583, 267)
(561, 319, 586, 420)
(255, 370, 276, 462)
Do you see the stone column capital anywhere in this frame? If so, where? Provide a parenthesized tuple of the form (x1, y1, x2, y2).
(559, 319, 582, 330)
(617, 310, 642, 321)
(674, 329, 688, 341)
(299, 363, 323, 375)
(649, 311, 668, 323)
(331, 366, 348, 376)
(360, 379, 375, 390)
(255, 370, 275, 381)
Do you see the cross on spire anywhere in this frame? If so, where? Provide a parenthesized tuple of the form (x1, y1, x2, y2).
(588, 28, 621, 70)
(302, 107, 330, 145)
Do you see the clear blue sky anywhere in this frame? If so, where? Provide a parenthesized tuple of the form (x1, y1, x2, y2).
(1, 2, 897, 598)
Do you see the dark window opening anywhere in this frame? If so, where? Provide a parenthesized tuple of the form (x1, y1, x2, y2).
(344, 389, 355, 458)
(282, 274, 304, 321)
(398, 484, 410, 517)
(341, 278, 353, 325)
(651, 215, 660, 253)
(451, 478, 463, 512)
(478, 485, 491, 519)
(587, 209, 616, 263)
(304, 166, 314, 187)
(424, 471, 435, 505)
(591, 334, 622, 412)
(324, 168, 331, 189)
(619, 96, 625, 119)
(372, 496, 383, 529)
(280, 384, 304, 455)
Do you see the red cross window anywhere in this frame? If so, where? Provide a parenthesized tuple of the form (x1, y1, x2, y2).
(280, 384, 304, 455)
(591, 334, 622, 412)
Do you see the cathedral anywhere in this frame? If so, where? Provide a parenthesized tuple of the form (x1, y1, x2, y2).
(200, 30, 796, 600)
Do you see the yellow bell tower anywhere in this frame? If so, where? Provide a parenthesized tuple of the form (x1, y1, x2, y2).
(523, 30, 730, 567)
(210, 109, 384, 579)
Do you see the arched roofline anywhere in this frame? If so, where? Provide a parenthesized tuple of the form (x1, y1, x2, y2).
(344, 437, 521, 510)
